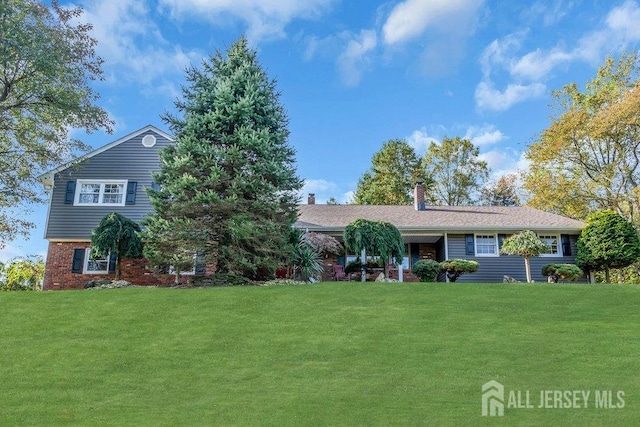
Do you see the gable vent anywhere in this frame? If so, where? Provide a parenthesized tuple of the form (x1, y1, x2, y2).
(142, 134, 156, 147)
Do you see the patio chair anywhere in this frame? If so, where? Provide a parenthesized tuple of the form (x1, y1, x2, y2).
(333, 264, 349, 281)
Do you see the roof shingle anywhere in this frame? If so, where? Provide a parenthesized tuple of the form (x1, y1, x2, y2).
(296, 205, 584, 232)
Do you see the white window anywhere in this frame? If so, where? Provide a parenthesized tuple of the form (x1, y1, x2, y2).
(539, 234, 562, 256)
(475, 234, 498, 256)
(74, 180, 127, 206)
(83, 248, 112, 274)
(168, 252, 204, 275)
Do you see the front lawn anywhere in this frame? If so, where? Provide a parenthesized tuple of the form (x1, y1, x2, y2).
(1, 282, 638, 425)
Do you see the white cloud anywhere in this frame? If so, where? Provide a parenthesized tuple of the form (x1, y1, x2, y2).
(382, 0, 484, 46)
(606, 0, 640, 40)
(0, 244, 45, 264)
(0, 245, 22, 264)
(510, 48, 573, 81)
(479, 34, 524, 78)
(337, 30, 377, 86)
(479, 149, 529, 178)
(475, 81, 546, 111)
(476, 1, 640, 111)
(79, 0, 201, 87)
(158, 0, 335, 42)
(406, 127, 439, 154)
(464, 125, 505, 146)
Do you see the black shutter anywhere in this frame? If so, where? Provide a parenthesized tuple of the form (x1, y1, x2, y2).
(465, 234, 475, 255)
(71, 248, 85, 273)
(65, 181, 76, 204)
(410, 243, 420, 267)
(498, 234, 506, 252)
(125, 181, 137, 205)
(108, 253, 117, 273)
(561, 234, 571, 256)
(195, 252, 206, 275)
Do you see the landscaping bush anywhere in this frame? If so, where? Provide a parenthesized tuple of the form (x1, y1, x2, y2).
(188, 274, 251, 287)
(542, 263, 583, 283)
(345, 260, 363, 275)
(412, 259, 440, 282)
(439, 259, 479, 282)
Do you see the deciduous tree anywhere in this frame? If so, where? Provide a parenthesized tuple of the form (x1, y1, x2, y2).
(576, 210, 640, 282)
(500, 230, 550, 283)
(479, 173, 521, 206)
(146, 37, 302, 279)
(423, 136, 489, 205)
(524, 52, 640, 221)
(91, 213, 143, 280)
(0, 0, 112, 247)
(354, 139, 428, 205)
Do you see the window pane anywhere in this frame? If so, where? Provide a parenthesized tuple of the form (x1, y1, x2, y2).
(476, 235, 496, 254)
(102, 184, 124, 204)
(539, 235, 559, 254)
(79, 183, 100, 203)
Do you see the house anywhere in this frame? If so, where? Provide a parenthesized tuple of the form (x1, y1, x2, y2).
(40, 125, 585, 289)
(296, 183, 585, 283)
(40, 125, 177, 290)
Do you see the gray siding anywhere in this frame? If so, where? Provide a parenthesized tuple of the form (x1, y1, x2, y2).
(45, 130, 172, 239)
(446, 233, 581, 283)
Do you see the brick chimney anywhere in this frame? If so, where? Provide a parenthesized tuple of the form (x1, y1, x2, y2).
(308, 193, 315, 205)
(414, 182, 425, 211)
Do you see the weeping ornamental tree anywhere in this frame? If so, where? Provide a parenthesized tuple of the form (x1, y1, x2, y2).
(343, 219, 404, 281)
(90, 213, 143, 280)
(145, 37, 302, 279)
(576, 210, 640, 283)
(500, 230, 550, 283)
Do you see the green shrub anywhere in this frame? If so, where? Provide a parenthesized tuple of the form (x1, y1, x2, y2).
(412, 259, 440, 282)
(345, 260, 363, 275)
(188, 274, 251, 287)
(542, 264, 583, 283)
(292, 242, 324, 282)
(439, 259, 479, 282)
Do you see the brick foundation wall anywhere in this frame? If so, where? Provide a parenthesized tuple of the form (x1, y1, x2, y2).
(43, 242, 198, 290)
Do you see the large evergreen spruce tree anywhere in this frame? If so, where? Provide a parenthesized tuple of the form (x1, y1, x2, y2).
(146, 37, 302, 278)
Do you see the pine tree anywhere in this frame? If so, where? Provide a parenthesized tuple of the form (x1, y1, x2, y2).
(145, 37, 302, 278)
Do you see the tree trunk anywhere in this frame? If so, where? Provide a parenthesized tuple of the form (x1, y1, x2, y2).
(605, 268, 610, 284)
(524, 257, 532, 283)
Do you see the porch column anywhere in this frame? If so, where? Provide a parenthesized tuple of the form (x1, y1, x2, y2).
(444, 233, 449, 283)
(398, 262, 403, 282)
(360, 248, 366, 282)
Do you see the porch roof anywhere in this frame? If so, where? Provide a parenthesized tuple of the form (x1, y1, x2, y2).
(296, 205, 585, 233)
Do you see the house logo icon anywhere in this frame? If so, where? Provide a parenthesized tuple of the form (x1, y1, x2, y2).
(482, 380, 504, 416)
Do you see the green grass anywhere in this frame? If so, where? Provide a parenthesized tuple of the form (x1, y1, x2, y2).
(2, 282, 639, 426)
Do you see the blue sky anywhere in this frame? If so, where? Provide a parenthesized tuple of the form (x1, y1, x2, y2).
(3, 0, 640, 262)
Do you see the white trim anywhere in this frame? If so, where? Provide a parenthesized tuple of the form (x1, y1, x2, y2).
(444, 233, 449, 283)
(39, 125, 173, 185)
(538, 234, 563, 257)
(142, 134, 157, 147)
(82, 248, 111, 274)
(474, 233, 499, 257)
(74, 179, 127, 206)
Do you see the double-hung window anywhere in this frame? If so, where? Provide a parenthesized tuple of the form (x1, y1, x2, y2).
(475, 234, 498, 256)
(74, 180, 127, 206)
(83, 248, 112, 274)
(539, 234, 561, 256)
